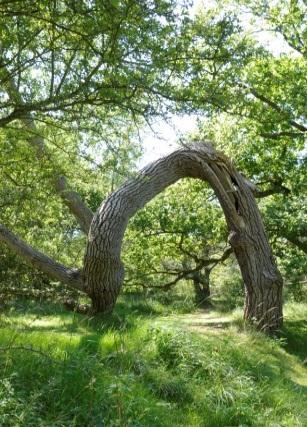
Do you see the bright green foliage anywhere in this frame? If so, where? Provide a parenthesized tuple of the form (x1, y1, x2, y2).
(236, 0, 306, 55)
(124, 179, 229, 292)
(0, 2, 306, 424)
(0, 0, 191, 124)
(263, 196, 307, 300)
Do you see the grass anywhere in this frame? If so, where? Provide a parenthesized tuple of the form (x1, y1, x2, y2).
(0, 295, 306, 426)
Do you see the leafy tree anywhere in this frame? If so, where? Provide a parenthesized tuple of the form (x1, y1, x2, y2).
(0, 0, 191, 232)
(0, 0, 186, 289)
(125, 180, 230, 306)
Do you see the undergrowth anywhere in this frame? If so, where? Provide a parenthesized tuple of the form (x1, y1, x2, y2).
(0, 296, 306, 426)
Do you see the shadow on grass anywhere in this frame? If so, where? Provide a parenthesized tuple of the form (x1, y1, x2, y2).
(279, 319, 307, 362)
(3, 297, 306, 364)
(77, 332, 103, 355)
(176, 313, 233, 332)
(210, 298, 244, 314)
(1, 294, 163, 337)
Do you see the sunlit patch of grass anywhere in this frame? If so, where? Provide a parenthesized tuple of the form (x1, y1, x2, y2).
(0, 298, 306, 426)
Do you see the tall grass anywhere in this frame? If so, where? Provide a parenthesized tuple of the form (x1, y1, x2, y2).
(0, 296, 306, 426)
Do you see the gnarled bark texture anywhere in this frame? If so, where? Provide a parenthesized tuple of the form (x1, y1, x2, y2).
(84, 143, 283, 332)
(0, 142, 283, 331)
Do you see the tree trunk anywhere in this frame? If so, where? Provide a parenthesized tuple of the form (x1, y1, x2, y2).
(193, 269, 211, 307)
(84, 142, 283, 332)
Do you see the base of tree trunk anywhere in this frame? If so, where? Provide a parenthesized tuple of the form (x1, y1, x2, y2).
(243, 284, 283, 333)
(194, 281, 211, 308)
(90, 289, 120, 314)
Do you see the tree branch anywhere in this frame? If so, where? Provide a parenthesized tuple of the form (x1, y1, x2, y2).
(242, 177, 291, 199)
(255, 182, 291, 198)
(283, 232, 307, 254)
(244, 85, 307, 133)
(1, 66, 93, 233)
(129, 246, 233, 292)
(260, 131, 304, 139)
(0, 224, 84, 290)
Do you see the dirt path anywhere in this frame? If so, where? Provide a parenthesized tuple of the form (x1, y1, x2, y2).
(157, 310, 235, 334)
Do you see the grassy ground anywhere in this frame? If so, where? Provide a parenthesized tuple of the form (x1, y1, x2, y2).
(0, 295, 306, 426)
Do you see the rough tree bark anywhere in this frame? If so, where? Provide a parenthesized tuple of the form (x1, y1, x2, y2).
(0, 143, 283, 332)
(84, 142, 283, 332)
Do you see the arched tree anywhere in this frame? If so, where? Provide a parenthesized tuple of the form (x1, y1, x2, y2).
(0, 143, 283, 332)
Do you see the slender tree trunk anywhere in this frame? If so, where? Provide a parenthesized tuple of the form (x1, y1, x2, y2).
(84, 143, 283, 332)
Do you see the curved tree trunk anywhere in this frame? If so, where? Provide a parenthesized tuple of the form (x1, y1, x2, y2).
(0, 142, 283, 332)
(84, 142, 283, 332)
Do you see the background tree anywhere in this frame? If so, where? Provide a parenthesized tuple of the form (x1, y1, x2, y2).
(125, 180, 231, 307)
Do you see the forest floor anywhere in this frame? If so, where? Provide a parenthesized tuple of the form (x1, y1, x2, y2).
(0, 296, 306, 426)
